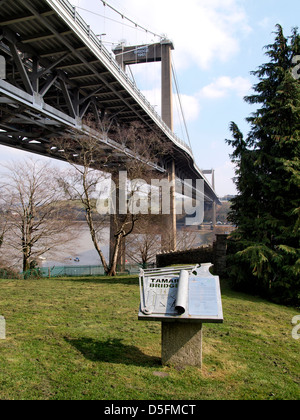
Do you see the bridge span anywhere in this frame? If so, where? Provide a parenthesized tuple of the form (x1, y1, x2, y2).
(0, 0, 219, 254)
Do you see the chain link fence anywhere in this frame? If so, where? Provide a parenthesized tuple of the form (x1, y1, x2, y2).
(0, 263, 156, 279)
(20, 263, 155, 279)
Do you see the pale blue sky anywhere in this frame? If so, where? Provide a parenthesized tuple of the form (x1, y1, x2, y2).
(0, 0, 299, 195)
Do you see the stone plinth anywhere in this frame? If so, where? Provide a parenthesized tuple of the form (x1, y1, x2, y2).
(161, 322, 202, 368)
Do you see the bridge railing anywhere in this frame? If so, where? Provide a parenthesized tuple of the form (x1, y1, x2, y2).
(55, 0, 193, 156)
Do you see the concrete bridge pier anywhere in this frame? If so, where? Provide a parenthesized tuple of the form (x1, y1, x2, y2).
(161, 159, 177, 252)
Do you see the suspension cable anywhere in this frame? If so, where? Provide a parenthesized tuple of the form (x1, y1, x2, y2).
(76, 1, 192, 149)
(171, 59, 192, 149)
(75, 6, 153, 38)
(99, 0, 163, 40)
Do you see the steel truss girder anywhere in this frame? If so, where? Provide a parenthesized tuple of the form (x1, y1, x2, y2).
(0, 24, 104, 127)
(0, 79, 165, 174)
(0, 0, 218, 204)
(18, 0, 160, 132)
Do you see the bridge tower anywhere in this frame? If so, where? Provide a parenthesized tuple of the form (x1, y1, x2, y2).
(203, 170, 217, 227)
(113, 39, 177, 253)
(113, 39, 174, 130)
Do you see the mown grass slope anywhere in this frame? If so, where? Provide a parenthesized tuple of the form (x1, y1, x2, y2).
(0, 276, 299, 400)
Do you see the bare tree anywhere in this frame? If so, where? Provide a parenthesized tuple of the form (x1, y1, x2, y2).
(0, 159, 77, 273)
(176, 228, 202, 250)
(0, 186, 11, 251)
(125, 221, 202, 267)
(125, 217, 161, 267)
(0, 187, 13, 269)
(57, 165, 110, 273)
(51, 116, 169, 276)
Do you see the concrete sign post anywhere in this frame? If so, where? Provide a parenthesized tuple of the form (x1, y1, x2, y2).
(0, 316, 6, 340)
(139, 264, 223, 367)
(0, 56, 6, 80)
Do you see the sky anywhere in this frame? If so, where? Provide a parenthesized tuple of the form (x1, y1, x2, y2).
(0, 0, 299, 196)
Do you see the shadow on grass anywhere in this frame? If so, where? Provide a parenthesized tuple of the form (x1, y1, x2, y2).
(66, 337, 161, 367)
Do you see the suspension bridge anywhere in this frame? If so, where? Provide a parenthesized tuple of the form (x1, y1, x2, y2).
(0, 0, 219, 254)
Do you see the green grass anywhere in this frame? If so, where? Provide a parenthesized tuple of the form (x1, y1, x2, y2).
(0, 275, 299, 400)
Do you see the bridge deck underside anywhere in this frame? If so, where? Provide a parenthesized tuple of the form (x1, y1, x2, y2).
(0, 0, 218, 204)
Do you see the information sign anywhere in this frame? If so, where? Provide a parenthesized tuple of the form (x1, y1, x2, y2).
(139, 264, 223, 323)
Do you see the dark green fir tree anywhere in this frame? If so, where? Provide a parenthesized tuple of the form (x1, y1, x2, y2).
(226, 25, 300, 305)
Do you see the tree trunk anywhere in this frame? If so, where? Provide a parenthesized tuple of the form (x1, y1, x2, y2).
(107, 232, 123, 276)
(23, 252, 30, 273)
(85, 205, 109, 274)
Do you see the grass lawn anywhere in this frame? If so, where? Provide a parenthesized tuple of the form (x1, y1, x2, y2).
(0, 275, 299, 400)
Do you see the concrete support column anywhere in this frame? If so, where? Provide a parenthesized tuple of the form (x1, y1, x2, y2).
(211, 170, 217, 228)
(161, 40, 174, 131)
(170, 159, 177, 251)
(161, 322, 203, 368)
(212, 200, 217, 228)
(161, 159, 177, 252)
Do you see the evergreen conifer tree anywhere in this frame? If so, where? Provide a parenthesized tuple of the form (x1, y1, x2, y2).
(226, 25, 300, 305)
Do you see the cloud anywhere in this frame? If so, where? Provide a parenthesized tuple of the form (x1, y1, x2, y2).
(174, 93, 201, 123)
(128, 0, 250, 70)
(140, 75, 251, 136)
(199, 76, 252, 99)
(0, 145, 36, 163)
(78, 0, 251, 70)
(141, 88, 201, 127)
(258, 17, 272, 29)
(215, 160, 237, 196)
(74, 0, 252, 120)
(140, 88, 161, 114)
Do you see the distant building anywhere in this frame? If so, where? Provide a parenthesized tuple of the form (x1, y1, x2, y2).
(220, 195, 236, 202)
